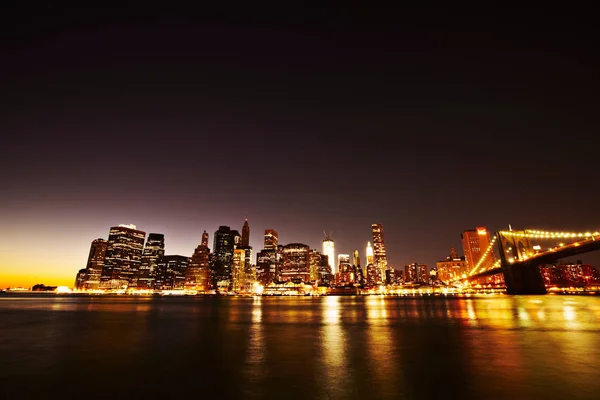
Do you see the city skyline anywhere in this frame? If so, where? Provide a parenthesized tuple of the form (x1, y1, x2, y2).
(1, 9, 599, 288)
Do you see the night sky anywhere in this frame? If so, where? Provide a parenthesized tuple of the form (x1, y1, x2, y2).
(1, 7, 598, 286)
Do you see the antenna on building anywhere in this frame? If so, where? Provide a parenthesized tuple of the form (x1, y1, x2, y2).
(509, 224, 512, 231)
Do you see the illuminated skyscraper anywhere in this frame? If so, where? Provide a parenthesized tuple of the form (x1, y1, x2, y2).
(154, 255, 188, 290)
(353, 249, 364, 286)
(318, 254, 333, 285)
(264, 229, 278, 250)
(366, 242, 374, 265)
(281, 243, 310, 283)
(372, 224, 388, 280)
(322, 234, 335, 274)
(137, 233, 165, 290)
(241, 219, 250, 247)
(337, 254, 353, 285)
(232, 248, 247, 292)
(100, 224, 146, 289)
(186, 230, 211, 291)
(404, 263, 429, 284)
(232, 230, 242, 249)
(461, 227, 494, 270)
(84, 238, 107, 289)
(338, 254, 351, 267)
(210, 226, 235, 288)
(309, 250, 321, 282)
(365, 263, 380, 286)
(256, 249, 278, 285)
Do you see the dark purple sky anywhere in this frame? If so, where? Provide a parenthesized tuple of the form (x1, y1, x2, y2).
(1, 7, 599, 285)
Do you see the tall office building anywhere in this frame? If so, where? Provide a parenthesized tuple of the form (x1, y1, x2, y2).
(75, 269, 87, 290)
(154, 255, 188, 290)
(461, 227, 494, 270)
(309, 250, 321, 282)
(365, 242, 374, 265)
(372, 224, 388, 280)
(232, 230, 242, 249)
(186, 230, 211, 291)
(264, 229, 278, 250)
(322, 234, 335, 275)
(353, 249, 363, 286)
(241, 219, 250, 247)
(256, 249, 278, 285)
(232, 249, 247, 292)
(281, 243, 310, 283)
(210, 226, 235, 288)
(353, 250, 360, 269)
(338, 254, 351, 267)
(404, 263, 429, 284)
(100, 224, 146, 289)
(84, 238, 107, 289)
(318, 254, 333, 285)
(337, 254, 353, 285)
(137, 233, 165, 290)
(365, 263, 380, 286)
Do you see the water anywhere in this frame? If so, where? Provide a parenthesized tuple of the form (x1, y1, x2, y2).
(1, 294, 600, 399)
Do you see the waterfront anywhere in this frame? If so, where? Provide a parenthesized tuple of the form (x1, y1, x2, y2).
(1, 294, 600, 399)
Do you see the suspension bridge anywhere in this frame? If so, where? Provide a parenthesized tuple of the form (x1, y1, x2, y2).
(464, 228, 600, 294)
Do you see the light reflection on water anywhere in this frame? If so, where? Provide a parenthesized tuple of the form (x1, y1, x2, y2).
(1, 294, 600, 399)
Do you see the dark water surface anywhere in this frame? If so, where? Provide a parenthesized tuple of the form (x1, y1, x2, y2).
(1, 294, 600, 399)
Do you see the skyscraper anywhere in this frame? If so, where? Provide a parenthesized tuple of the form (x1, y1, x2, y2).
(365, 242, 374, 265)
(232, 230, 242, 249)
(256, 249, 278, 285)
(281, 243, 310, 283)
(237, 219, 253, 274)
(309, 249, 321, 282)
(241, 219, 250, 247)
(232, 248, 247, 292)
(84, 238, 107, 289)
(322, 234, 335, 274)
(337, 254, 353, 285)
(186, 230, 211, 291)
(100, 224, 146, 289)
(210, 226, 235, 288)
(353, 250, 360, 269)
(264, 229, 278, 250)
(137, 233, 165, 290)
(154, 255, 188, 290)
(372, 223, 388, 280)
(461, 227, 494, 270)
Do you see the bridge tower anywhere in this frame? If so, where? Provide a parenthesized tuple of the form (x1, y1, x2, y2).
(496, 231, 546, 295)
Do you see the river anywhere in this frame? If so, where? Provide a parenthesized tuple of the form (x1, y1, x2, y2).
(1, 293, 599, 399)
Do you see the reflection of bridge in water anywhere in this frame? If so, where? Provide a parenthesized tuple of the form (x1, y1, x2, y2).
(464, 229, 600, 294)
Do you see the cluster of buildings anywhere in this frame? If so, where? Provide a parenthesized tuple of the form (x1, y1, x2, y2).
(74, 222, 600, 293)
(74, 221, 397, 293)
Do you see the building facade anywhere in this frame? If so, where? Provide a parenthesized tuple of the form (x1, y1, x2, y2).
(186, 230, 211, 291)
(154, 255, 189, 290)
(461, 227, 494, 270)
(372, 224, 389, 280)
(281, 243, 310, 283)
(210, 226, 236, 288)
(100, 224, 146, 289)
(322, 234, 335, 275)
(83, 238, 107, 289)
(264, 229, 278, 250)
(137, 233, 165, 290)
